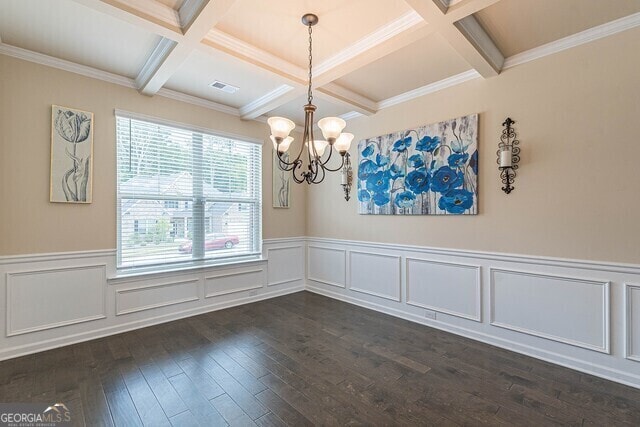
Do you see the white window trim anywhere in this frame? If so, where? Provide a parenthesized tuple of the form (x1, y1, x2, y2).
(115, 110, 263, 273)
(114, 109, 264, 146)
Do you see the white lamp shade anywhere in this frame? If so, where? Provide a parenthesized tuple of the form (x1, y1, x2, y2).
(267, 117, 295, 139)
(318, 117, 346, 141)
(306, 140, 328, 157)
(334, 132, 354, 153)
(271, 135, 293, 153)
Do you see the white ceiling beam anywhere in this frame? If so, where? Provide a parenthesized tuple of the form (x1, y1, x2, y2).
(403, 0, 503, 77)
(136, 0, 238, 95)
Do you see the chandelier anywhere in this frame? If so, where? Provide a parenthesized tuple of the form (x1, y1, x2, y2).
(267, 13, 354, 186)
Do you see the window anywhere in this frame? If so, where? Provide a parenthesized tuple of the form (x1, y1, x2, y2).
(116, 112, 262, 269)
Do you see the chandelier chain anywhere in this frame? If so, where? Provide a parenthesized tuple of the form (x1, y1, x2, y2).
(307, 24, 313, 104)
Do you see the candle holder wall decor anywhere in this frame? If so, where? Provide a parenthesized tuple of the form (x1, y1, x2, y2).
(341, 153, 353, 201)
(496, 117, 520, 194)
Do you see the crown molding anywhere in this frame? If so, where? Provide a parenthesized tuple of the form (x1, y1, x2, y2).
(339, 111, 365, 121)
(156, 87, 240, 116)
(377, 69, 480, 110)
(0, 42, 240, 117)
(503, 12, 640, 70)
(0, 43, 136, 89)
(314, 11, 424, 76)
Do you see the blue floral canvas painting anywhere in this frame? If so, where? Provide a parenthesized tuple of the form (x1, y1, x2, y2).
(357, 114, 478, 215)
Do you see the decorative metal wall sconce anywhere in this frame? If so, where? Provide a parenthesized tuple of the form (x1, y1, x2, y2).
(497, 117, 520, 194)
(341, 153, 353, 201)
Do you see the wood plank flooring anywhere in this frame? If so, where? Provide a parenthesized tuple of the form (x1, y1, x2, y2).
(1, 291, 639, 426)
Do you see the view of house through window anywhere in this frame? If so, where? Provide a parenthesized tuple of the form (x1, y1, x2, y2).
(116, 113, 262, 268)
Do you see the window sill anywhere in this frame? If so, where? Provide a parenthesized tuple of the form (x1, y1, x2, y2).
(108, 255, 266, 284)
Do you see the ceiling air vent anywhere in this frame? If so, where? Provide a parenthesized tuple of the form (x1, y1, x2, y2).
(209, 80, 239, 94)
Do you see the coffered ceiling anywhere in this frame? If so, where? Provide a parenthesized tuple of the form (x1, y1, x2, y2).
(1, 0, 639, 126)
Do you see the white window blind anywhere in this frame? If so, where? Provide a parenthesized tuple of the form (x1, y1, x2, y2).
(116, 113, 262, 269)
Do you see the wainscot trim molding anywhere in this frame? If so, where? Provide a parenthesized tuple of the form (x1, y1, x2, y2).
(0, 249, 116, 265)
(6, 264, 108, 336)
(626, 283, 640, 362)
(115, 278, 201, 316)
(348, 250, 402, 302)
(307, 245, 347, 288)
(265, 245, 305, 287)
(305, 236, 640, 390)
(204, 268, 265, 298)
(405, 257, 482, 322)
(0, 285, 303, 362)
(489, 268, 610, 354)
(306, 237, 640, 275)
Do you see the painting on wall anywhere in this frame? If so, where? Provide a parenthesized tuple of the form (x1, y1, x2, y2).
(50, 105, 94, 203)
(273, 151, 290, 208)
(357, 113, 478, 215)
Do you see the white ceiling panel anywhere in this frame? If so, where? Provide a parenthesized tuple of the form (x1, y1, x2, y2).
(335, 33, 472, 102)
(0, 0, 160, 79)
(216, 0, 414, 68)
(164, 49, 292, 109)
(475, 0, 640, 57)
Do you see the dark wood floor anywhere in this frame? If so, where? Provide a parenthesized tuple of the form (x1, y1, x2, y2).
(1, 291, 640, 426)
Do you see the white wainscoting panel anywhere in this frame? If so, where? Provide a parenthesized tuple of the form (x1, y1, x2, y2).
(6, 264, 106, 336)
(116, 278, 200, 315)
(308, 246, 346, 288)
(406, 258, 481, 321)
(0, 238, 304, 361)
(626, 284, 640, 362)
(490, 268, 610, 353)
(267, 245, 304, 287)
(205, 267, 265, 298)
(349, 251, 401, 301)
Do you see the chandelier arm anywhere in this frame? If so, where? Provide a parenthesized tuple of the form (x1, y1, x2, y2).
(319, 150, 345, 172)
(291, 160, 306, 183)
(310, 161, 326, 184)
(276, 150, 299, 170)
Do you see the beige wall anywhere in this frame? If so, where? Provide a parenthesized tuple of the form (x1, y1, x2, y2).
(0, 55, 306, 255)
(307, 28, 640, 264)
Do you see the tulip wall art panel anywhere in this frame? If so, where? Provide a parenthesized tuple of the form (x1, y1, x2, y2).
(273, 151, 291, 208)
(50, 105, 94, 203)
(357, 114, 478, 215)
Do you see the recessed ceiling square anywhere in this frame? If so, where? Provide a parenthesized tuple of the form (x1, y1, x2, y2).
(475, 0, 640, 57)
(215, 0, 414, 68)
